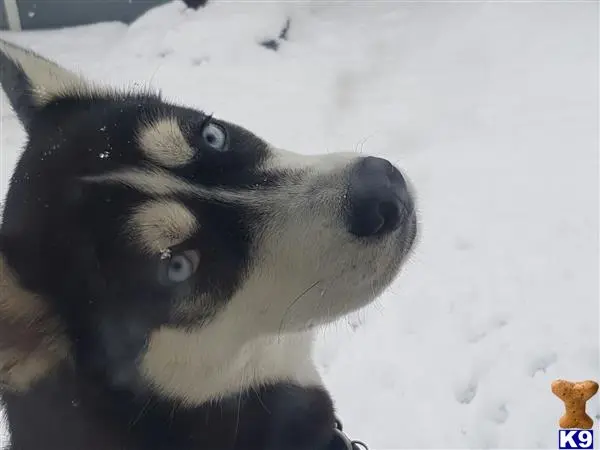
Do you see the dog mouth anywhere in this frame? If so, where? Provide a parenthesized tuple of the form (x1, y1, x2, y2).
(305, 216, 417, 321)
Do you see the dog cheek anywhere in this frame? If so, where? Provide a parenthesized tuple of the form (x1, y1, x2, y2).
(81, 316, 151, 391)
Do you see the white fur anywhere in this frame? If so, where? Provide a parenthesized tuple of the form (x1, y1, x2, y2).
(265, 147, 357, 172)
(142, 325, 320, 405)
(137, 117, 196, 168)
(127, 200, 198, 255)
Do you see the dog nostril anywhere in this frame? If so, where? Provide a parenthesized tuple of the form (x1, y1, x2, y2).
(377, 200, 401, 233)
(346, 156, 412, 238)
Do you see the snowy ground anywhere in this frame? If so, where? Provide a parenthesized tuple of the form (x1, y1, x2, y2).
(0, 1, 598, 448)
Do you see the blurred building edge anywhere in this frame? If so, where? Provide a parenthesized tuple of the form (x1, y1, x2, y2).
(0, 0, 209, 31)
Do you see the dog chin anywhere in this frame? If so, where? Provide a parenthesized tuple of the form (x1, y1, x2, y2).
(290, 226, 416, 332)
(340, 217, 417, 312)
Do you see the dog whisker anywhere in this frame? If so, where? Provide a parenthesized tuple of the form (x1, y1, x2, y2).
(277, 280, 322, 341)
(129, 397, 152, 429)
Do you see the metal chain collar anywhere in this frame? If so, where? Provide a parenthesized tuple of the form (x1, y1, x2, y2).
(330, 418, 369, 450)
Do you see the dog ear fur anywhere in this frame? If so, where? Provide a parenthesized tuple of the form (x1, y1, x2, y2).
(0, 38, 103, 130)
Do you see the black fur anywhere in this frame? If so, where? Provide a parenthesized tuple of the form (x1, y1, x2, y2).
(0, 95, 279, 393)
(4, 366, 336, 450)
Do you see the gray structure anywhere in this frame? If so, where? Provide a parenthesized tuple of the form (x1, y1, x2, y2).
(1, 0, 169, 31)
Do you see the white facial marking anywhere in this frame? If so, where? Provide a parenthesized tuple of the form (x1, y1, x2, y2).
(140, 146, 415, 404)
(137, 117, 195, 168)
(265, 148, 358, 173)
(223, 147, 413, 332)
(82, 168, 261, 205)
(127, 200, 198, 254)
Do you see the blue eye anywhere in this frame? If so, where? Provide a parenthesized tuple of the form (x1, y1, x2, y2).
(201, 123, 227, 151)
(164, 250, 200, 283)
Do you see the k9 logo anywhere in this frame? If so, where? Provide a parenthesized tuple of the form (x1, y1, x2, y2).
(559, 430, 594, 449)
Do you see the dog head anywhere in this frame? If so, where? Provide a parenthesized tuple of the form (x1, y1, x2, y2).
(0, 39, 417, 404)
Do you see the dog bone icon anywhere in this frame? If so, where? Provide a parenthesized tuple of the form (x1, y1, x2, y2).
(551, 379, 599, 429)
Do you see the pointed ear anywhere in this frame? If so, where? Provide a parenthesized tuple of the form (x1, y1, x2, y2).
(0, 39, 97, 129)
(0, 246, 69, 392)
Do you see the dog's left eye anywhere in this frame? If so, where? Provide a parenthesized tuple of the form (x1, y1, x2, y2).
(202, 123, 227, 151)
(163, 250, 200, 284)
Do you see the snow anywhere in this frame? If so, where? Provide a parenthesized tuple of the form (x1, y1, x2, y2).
(1, 1, 598, 448)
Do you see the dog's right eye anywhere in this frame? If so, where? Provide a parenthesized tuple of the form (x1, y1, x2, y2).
(159, 250, 200, 285)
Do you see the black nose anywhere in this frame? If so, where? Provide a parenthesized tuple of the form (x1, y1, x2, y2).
(346, 156, 412, 237)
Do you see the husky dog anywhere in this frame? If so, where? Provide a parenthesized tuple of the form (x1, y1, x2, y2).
(0, 39, 417, 450)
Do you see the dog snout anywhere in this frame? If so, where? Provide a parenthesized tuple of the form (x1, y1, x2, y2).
(346, 156, 413, 237)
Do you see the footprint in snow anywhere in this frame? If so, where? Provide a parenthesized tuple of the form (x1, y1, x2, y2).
(455, 379, 478, 404)
(528, 352, 557, 377)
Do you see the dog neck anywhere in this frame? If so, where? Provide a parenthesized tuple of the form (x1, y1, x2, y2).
(141, 325, 322, 405)
(2, 362, 336, 450)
